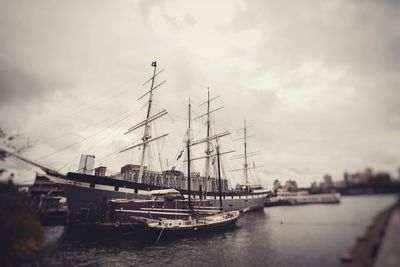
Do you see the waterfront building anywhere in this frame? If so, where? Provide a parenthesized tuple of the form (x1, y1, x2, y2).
(78, 154, 95, 175)
(94, 166, 107, 177)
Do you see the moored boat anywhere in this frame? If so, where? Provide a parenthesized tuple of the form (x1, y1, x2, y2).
(51, 62, 266, 224)
(3, 61, 268, 226)
(144, 210, 240, 236)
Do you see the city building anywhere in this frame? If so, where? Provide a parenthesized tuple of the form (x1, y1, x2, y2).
(78, 154, 95, 175)
(284, 179, 298, 192)
(94, 166, 107, 177)
(320, 174, 333, 189)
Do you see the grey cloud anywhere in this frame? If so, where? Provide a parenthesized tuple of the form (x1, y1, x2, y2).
(139, 0, 196, 29)
(0, 0, 399, 186)
(0, 56, 47, 104)
(228, 0, 400, 73)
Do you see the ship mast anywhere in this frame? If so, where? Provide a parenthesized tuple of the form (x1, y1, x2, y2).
(205, 88, 212, 194)
(216, 140, 223, 210)
(193, 89, 233, 195)
(119, 61, 168, 183)
(243, 120, 249, 184)
(138, 62, 157, 180)
(230, 119, 262, 185)
(186, 99, 192, 211)
(194, 88, 224, 195)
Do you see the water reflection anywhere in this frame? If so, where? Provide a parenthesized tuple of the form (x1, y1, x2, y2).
(43, 195, 397, 267)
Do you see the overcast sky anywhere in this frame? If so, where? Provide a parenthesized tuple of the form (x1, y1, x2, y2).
(0, 0, 399, 187)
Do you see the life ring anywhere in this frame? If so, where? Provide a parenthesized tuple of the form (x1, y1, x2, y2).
(114, 221, 120, 227)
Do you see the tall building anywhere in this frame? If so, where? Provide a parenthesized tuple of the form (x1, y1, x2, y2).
(284, 179, 298, 192)
(120, 164, 146, 181)
(344, 171, 349, 185)
(349, 168, 374, 184)
(78, 154, 95, 175)
(273, 179, 281, 194)
(94, 166, 107, 177)
(121, 164, 145, 174)
(323, 174, 333, 188)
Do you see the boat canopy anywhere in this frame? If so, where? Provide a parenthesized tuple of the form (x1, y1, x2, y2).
(147, 189, 181, 196)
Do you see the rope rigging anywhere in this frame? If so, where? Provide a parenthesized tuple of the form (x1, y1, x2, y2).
(56, 110, 139, 172)
(27, 75, 143, 137)
(32, 103, 146, 148)
(38, 104, 147, 161)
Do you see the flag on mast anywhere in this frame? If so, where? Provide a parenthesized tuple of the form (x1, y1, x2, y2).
(151, 61, 157, 67)
(176, 150, 184, 160)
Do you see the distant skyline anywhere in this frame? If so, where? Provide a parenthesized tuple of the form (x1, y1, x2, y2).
(1, 0, 399, 187)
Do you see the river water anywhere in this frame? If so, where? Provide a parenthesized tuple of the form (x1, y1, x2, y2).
(42, 195, 397, 267)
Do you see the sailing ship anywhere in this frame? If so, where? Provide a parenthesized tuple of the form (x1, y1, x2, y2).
(230, 119, 270, 195)
(120, 117, 240, 238)
(5, 61, 269, 225)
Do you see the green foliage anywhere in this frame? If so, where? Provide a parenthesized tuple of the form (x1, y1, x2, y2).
(0, 180, 44, 266)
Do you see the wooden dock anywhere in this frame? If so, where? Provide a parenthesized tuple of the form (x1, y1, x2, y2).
(265, 193, 340, 207)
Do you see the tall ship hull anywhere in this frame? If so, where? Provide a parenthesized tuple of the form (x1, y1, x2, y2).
(47, 172, 267, 224)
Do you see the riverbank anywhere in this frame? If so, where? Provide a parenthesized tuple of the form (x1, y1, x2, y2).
(339, 195, 399, 267)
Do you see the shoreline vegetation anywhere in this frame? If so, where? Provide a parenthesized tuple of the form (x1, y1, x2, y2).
(0, 180, 44, 267)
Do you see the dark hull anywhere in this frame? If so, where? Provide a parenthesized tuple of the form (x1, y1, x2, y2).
(64, 217, 239, 240)
(148, 218, 239, 238)
(47, 173, 267, 225)
(37, 210, 67, 225)
(60, 223, 151, 241)
(58, 183, 146, 224)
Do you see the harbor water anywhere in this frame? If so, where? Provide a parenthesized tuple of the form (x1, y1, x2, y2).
(43, 195, 397, 267)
